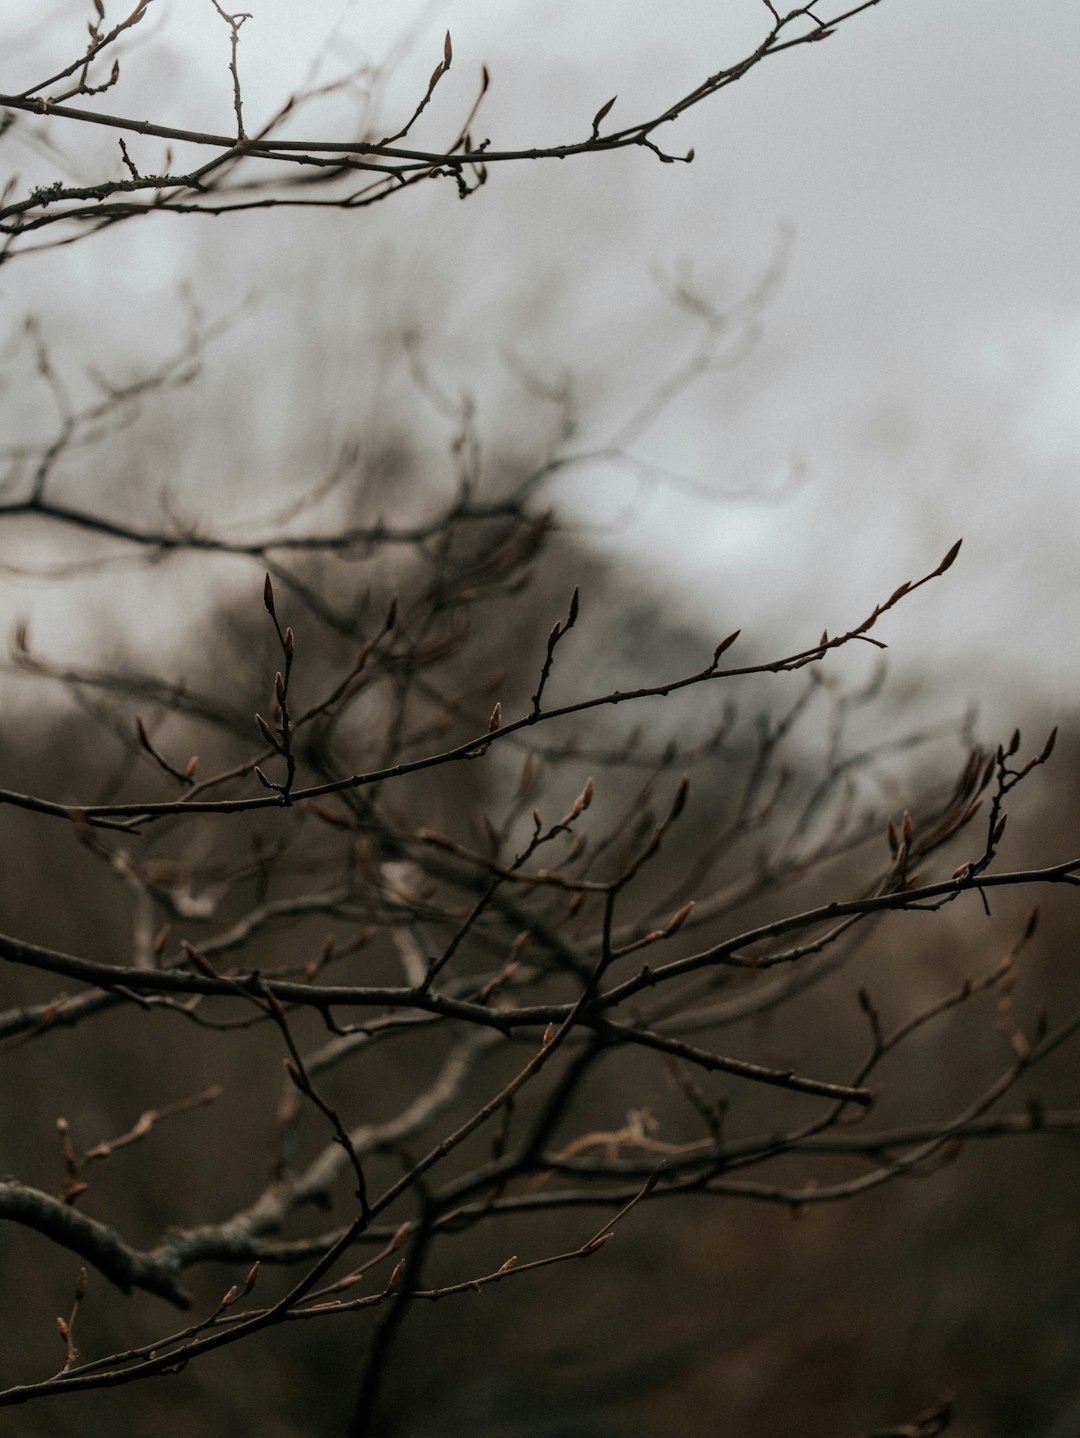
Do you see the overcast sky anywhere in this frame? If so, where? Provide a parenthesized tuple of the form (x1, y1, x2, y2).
(3, 0, 1079, 732)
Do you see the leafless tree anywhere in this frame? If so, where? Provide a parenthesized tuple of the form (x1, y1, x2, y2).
(0, 6, 1077, 1437)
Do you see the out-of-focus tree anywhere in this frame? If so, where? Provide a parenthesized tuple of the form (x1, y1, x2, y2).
(1, 6, 1079, 1438)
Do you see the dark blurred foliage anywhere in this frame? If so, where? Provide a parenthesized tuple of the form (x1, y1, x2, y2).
(2, 328, 1080, 1438)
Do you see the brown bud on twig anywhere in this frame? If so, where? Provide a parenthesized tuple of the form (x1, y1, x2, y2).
(255, 713, 281, 750)
(284, 627, 294, 659)
(572, 777, 594, 817)
(386, 1259, 406, 1294)
(181, 940, 217, 979)
(263, 573, 275, 616)
(666, 901, 694, 934)
(488, 702, 501, 732)
(591, 94, 617, 139)
(711, 630, 740, 666)
(933, 538, 963, 576)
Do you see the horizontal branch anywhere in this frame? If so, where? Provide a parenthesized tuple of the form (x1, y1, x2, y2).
(0, 4, 880, 167)
(4, 856, 1080, 1026)
(0, 493, 523, 556)
(0, 1181, 191, 1308)
(0, 2, 884, 252)
(0, 542, 964, 828)
(600, 856, 1080, 1006)
(595, 1016, 873, 1106)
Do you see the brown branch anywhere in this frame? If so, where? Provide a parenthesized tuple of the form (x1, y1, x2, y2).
(0, 542, 966, 827)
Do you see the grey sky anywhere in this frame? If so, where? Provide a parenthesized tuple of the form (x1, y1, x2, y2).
(2, 1, 1079, 729)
